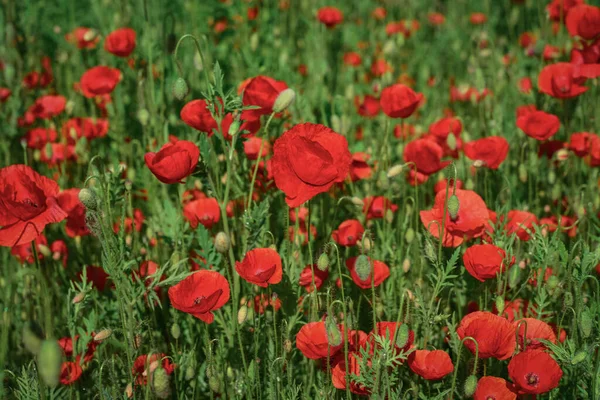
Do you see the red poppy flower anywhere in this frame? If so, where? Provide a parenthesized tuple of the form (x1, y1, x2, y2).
(30, 95, 67, 119)
(516, 107, 560, 141)
(463, 244, 510, 282)
(57, 189, 90, 237)
(132, 353, 175, 385)
(288, 223, 317, 245)
(66, 27, 100, 49)
(569, 132, 596, 157)
(463, 136, 509, 169)
(380, 84, 423, 119)
(168, 270, 230, 323)
(104, 27, 136, 57)
(370, 59, 392, 76)
(514, 318, 557, 350)
(473, 376, 517, 400)
(354, 95, 380, 117)
(349, 152, 372, 182)
(23, 128, 57, 150)
(505, 210, 538, 241)
(363, 196, 398, 219)
(332, 352, 370, 396)
(145, 140, 199, 184)
(0, 87, 11, 102)
(547, 0, 583, 22)
(51, 240, 68, 267)
(519, 77, 533, 94)
(428, 12, 445, 26)
(332, 219, 364, 247)
(60, 361, 83, 385)
(243, 137, 270, 160)
(456, 311, 516, 360)
(317, 7, 343, 28)
(566, 4, 600, 40)
(11, 234, 47, 264)
(538, 63, 589, 99)
(404, 138, 450, 175)
(343, 52, 362, 67)
(420, 189, 489, 247)
(346, 257, 390, 289)
(407, 350, 454, 380)
(80, 66, 121, 98)
(469, 12, 487, 25)
(570, 38, 600, 65)
(183, 197, 220, 229)
(235, 248, 282, 287)
(299, 265, 328, 292)
(296, 320, 343, 359)
(369, 322, 414, 357)
(242, 76, 288, 118)
(428, 117, 462, 141)
(220, 112, 262, 140)
(394, 123, 416, 140)
(372, 7, 387, 20)
(180, 99, 218, 135)
(271, 123, 351, 207)
(0, 165, 67, 247)
(434, 179, 463, 194)
(78, 265, 110, 291)
(508, 349, 563, 395)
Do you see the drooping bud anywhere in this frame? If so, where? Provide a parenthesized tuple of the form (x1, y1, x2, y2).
(495, 296, 505, 316)
(93, 329, 112, 342)
(354, 255, 371, 281)
(317, 253, 330, 271)
(152, 367, 171, 399)
(508, 264, 520, 288)
(72, 292, 85, 304)
(571, 350, 587, 365)
(238, 305, 249, 324)
(208, 374, 221, 393)
(325, 316, 342, 347)
(283, 339, 292, 353)
(125, 382, 134, 398)
(78, 188, 98, 210)
(446, 194, 460, 221)
(404, 227, 415, 244)
(273, 88, 296, 113)
(358, 236, 372, 252)
(172, 77, 189, 100)
(580, 309, 593, 338)
(22, 322, 43, 355)
(350, 197, 364, 207)
(170, 323, 181, 339)
(563, 292, 574, 308)
(395, 323, 410, 349)
(37, 340, 63, 388)
(214, 232, 230, 254)
(185, 365, 196, 380)
(386, 164, 404, 179)
(464, 375, 478, 397)
(518, 164, 527, 183)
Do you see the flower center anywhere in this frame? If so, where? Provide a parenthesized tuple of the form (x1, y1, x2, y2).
(526, 372, 539, 387)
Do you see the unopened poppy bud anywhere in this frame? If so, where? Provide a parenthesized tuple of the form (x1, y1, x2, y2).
(546, 275, 559, 291)
(402, 258, 411, 273)
(350, 197, 364, 207)
(78, 188, 97, 210)
(185, 366, 196, 380)
(38, 340, 63, 388)
(37, 244, 51, 257)
(464, 375, 478, 397)
(226, 366, 234, 380)
(208, 374, 221, 393)
(377, 171, 389, 190)
(548, 170, 556, 185)
(395, 323, 410, 348)
(508, 264, 520, 288)
(580, 309, 593, 338)
(83, 29, 98, 42)
(425, 240, 437, 262)
(137, 109, 150, 126)
(172, 77, 189, 100)
(465, 179, 475, 190)
(250, 32, 259, 51)
(170, 323, 181, 339)
(22, 322, 43, 355)
(125, 382, 134, 398)
(472, 159, 485, 168)
(273, 88, 296, 113)
(385, 209, 394, 223)
(405, 227, 415, 244)
(571, 350, 587, 365)
(44, 142, 53, 160)
(386, 164, 404, 178)
(354, 254, 371, 281)
(358, 237, 372, 252)
(518, 164, 527, 183)
(495, 296, 505, 315)
(317, 253, 330, 271)
(238, 305, 249, 324)
(283, 339, 292, 353)
(325, 317, 342, 346)
(269, 244, 277, 251)
(152, 367, 171, 399)
(576, 204, 585, 219)
(214, 232, 230, 254)
(94, 329, 112, 342)
(72, 292, 86, 304)
(446, 194, 460, 221)
(563, 292, 574, 308)
(228, 116, 242, 137)
(447, 133, 457, 151)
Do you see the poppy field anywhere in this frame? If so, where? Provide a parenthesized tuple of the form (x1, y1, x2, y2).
(2, 0, 600, 398)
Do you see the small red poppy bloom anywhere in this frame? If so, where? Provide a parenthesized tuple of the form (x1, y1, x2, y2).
(0, 87, 11, 102)
(62, 117, 109, 143)
(271, 123, 351, 208)
(145, 140, 199, 184)
(349, 152, 372, 182)
(332, 219, 364, 247)
(298, 265, 328, 292)
(404, 138, 450, 175)
(505, 210, 538, 241)
(380, 84, 423, 119)
(569, 132, 596, 157)
(420, 189, 489, 247)
(516, 108, 560, 141)
(104, 28, 136, 57)
(428, 12, 445, 26)
(538, 63, 589, 99)
(317, 7, 343, 28)
(60, 361, 83, 385)
(456, 311, 516, 360)
(183, 197, 221, 229)
(31, 95, 67, 119)
(66, 27, 100, 49)
(23, 128, 57, 149)
(518, 77, 533, 94)
(355, 95, 380, 117)
(372, 7, 387, 20)
(463, 244, 510, 282)
(168, 270, 230, 323)
(343, 52, 362, 67)
(346, 257, 390, 289)
(242, 76, 288, 118)
(363, 196, 398, 219)
(0, 165, 67, 247)
(132, 353, 175, 385)
(469, 12, 487, 25)
(434, 178, 463, 194)
(243, 137, 270, 160)
(80, 66, 121, 98)
(235, 248, 282, 287)
(79, 265, 110, 291)
(370, 59, 392, 76)
(408, 350, 454, 380)
(57, 188, 90, 237)
(296, 321, 343, 359)
(473, 376, 517, 400)
(180, 99, 218, 135)
(514, 318, 557, 350)
(369, 322, 414, 357)
(463, 136, 510, 169)
(428, 117, 462, 141)
(508, 349, 563, 395)
(566, 4, 600, 40)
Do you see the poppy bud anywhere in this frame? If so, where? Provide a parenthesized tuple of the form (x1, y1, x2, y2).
(38, 340, 63, 388)
(571, 350, 587, 365)
(551, 184, 561, 201)
(447, 133, 457, 151)
(424, 240, 436, 262)
(464, 375, 478, 397)
(377, 171, 390, 190)
(44, 142, 53, 160)
(238, 305, 249, 324)
(518, 164, 527, 183)
(170, 323, 181, 339)
(548, 170, 556, 184)
(78, 188, 98, 210)
(556, 149, 569, 162)
(152, 367, 171, 399)
(402, 258, 411, 273)
(354, 255, 371, 281)
(385, 209, 394, 224)
(214, 232, 230, 254)
(125, 382, 133, 398)
(208, 374, 221, 393)
(446, 194, 460, 221)
(72, 291, 85, 304)
(22, 322, 43, 355)
(580, 309, 593, 338)
(250, 32, 259, 51)
(227, 116, 241, 138)
(508, 264, 520, 288)
(325, 316, 342, 346)
(358, 236, 372, 252)
(38, 244, 51, 257)
(283, 339, 292, 353)
(94, 329, 112, 342)
(395, 323, 410, 349)
(317, 253, 330, 271)
(404, 227, 415, 244)
(495, 296, 505, 315)
(185, 365, 195, 380)
(350, 197, 364, 207)
(465, 179, 475, 190)
(563, 292, 573, 308)
(172, 77, 189, 101)
(546, 275, 559, 291)
(273, 88, 296, 113)
(386, 164, 404, 178)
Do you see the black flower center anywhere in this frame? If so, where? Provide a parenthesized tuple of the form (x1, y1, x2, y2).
(526, 372, 539, 387)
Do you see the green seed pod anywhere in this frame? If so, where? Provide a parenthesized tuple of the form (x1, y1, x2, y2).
(446, 194, 460, 220)
(551, 184, 561, 201)
(395, 323, 410, 349)
(424, 240, 437, 262)
(548, 170, 556, 185)
(227, 116, 241, 138)
(170, 323, 181, 340)
(78, 188, 98, 210)
(518, 164, 528, 183)
(546, 275, 559, 291)
(508, 264, 520, 288)
(37, 340, 63, 388)
(495, 296, 505, 315)
(185, 365, 196, 380)
(317, 253, 330, 271)
(226, 366, 234, 380)
(465, 179, 475, 190)
(447, 133, 457, 151)
(152, 367, 171, 399)
(563, 292, 574, 308)
(354, 255, 371, 282)
(237, 305, 249, 324)
(464, 375, 478, 397)
(571, 350, 587, 365)
(172, 77, 189, 101)
(273, 88, 296, 113)
(214, 232, 230, 254)
(137, 109, 150, 126)
(22, 322, 43, 355)
(404, 227, 415, 244)
(208, 374, 221, 393)
(580, 309, 593, 338)
(325, 316, 342, 347)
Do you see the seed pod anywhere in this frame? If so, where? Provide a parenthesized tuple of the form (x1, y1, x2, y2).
(152, 367, 171, 399)
(385, 209, 394, 224)
(571, 350, 587, 365)
(464, 375, 478, 397)
(125, 382, 134, 398)
(172, 77, 189, 100)
(273, 88, 296, 113)
(354, 255, 371, 281)
(358, 236, 372, 252)
(446, 194, 460, 220)
(386, 164, 404, 179)
(185, 365, 195, 380)
(404, 227, 415, 244)
(518, 164, 527, 183)
(350, 197, 364, 207)
(395, 323, 410, 349)
(424, 240, 437, 262)
(37, 340, 63, 388)
(94, 329, 112, 342)
(22, 322, 43, 355)
(208, 374, 221, 393)
(563, 292, 574, 308)
(508, 264, 520, 288)
(137, 109, 150, 126)
(548, 170, 556, 185)
(214, 232, 230, 254)
(78, 188, 98, 210)
(402, 258, 411, 273)
(170, 323, 181, 340)
(447, 133, 457, 151)
(38, 244, 51, 257)
(546, 275, 559, 291)
(227, 116, 241, 138)
(317, 253, 330, 271)
(237, 305, 249, 324)
(226, 366, 234, 380)
(495, 296, 505, 315)
(283, 339, 292, 353)
(580, 309, 593, 338)
(325, 317, 342, 347)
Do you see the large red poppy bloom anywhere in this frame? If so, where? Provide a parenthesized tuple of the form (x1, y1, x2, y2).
(463, 244, 510, 282)
(380, 84, 423, 118)
(242, 76, 288, 118)
(508, 349, 563, 395)
(569, 132, 596, 157)
(346, 257, 390, 289)
(420, 189, 489, 247)
(473, 376, 517, 400)
(0, 165, 67, 247)
(516, 107, 560, 141)
(317, 7, 343, 28)
(566, 4, 600, 40)
(403, 138, 450, 175)
(57, 189, 90, 237)
(514, 318, 557, 350)
(180, 99, 219, 135)
(456, 311, 516, 360)
(271, 123, 351, 207)
(80, 66, 121, 98)
(298, 265, 329, 293)
(296, 320, 343, 359)
(62, 117, 109, 143)
(235, 248, 282, 287)
(183, 197, 221, 229)
(538, 63, 589, 99)
(332, 219, 364, 247)
(104, 27, 136, 57)
(407, 350, 454, 380)
(144, 140, 200, 184)
(463, 136, 509, 169)
(369, 322, 415, 357)
(30, 95, 67, 119)
(168, 270, 230, 323)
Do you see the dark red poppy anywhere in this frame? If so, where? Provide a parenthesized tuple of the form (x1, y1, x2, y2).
(317, 7, 343, 28)
(538, 63, 589, 99)
(380, 84, 423, 118)
(403, 138, 450, 175)
(271, 123, 351, 207)
(296, 321, 343, 359)
(407, 350, 454, 380)
(298, 265, 329, 292)
(23, 128, 57, 150)
(363, 196, 398, 220)
(78, 265, 110, 291)
(183, 197, 220, 229)
(463, 136, 509, 169)
(0, 165, 67, 247)
(104, 27, 136, 57)
(343, 52, 362, 67)
(547, 0, 583, 22)
(235, 248, 282, 287)
(0, 87, 11, 102)
(243, 137, 270, 160)
(370, 59, 393, 76)
(346, 257, 390, 289)
(132, 353, 175, 385)
(349, 152, 372, 182)
(332, 219, 364, 247)
(168, 270, 230, 323)
(66, 27, 100, 49)
(508, 349, 563, 395)
(242, 76, 288, 118)
(514, 318, 557, 350)
(463, 244, 510, 282)
(145, 140, 200, 184)
(180, 99, 218, 135)
(566, 4, 600, 40)
(57, 189, 90, 237)
(80, 66, 121, 98)
(569, 132, 596, 157)
(516, 107, 560, 141)
(519, 77, 533, 94)
(473, 376, 517, 400)
(456, 311, 516, 360)
(60, 361, 83, 385)
(504, 210, 538, 241)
